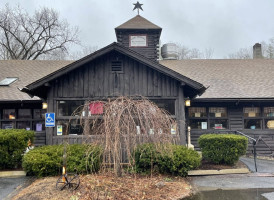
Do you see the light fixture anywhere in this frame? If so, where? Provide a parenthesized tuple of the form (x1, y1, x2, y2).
(42, 102, 48, 109)
(185, 99, 191, 107)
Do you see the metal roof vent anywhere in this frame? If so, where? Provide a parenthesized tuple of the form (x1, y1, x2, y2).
(161, 43, 179, 60)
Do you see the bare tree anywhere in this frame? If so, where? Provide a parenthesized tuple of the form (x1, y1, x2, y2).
(263, 37, 274, 59)
(0, 4, 79, 60)
(226, 47, 253, 59)
(69, 45, 98, 60)
(177, 44, 214, 59)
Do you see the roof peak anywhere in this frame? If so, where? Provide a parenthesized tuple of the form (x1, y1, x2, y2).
(115, 15, 161, 30)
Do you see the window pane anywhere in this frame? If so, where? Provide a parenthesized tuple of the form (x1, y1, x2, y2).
(3, 109, 16, 119)
(17, 121, 31, 130)
(151, 100, 175, 115)
(265, 119, 274, 129)
(18, 109, 31, 119)
(209, 119, 228, 129)
(188, 107, 207, 118)
(264, 107, 274, 117)
(244, 119, 261, 129)
(57, 101, 85, 116)
(189, 119, 208, 129)
(33, 121, 45, 132)
(69, 119, 83, 135)
(2, 121, 15, 129)
(209, 107, 227, 117)
(244, 107, 260, 117)
(33, 109, 46, 119)
(56, 120, 69, 135)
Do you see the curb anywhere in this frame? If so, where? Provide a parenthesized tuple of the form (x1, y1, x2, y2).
(188, 168, 250, 176)
(0, 171, 26, 177)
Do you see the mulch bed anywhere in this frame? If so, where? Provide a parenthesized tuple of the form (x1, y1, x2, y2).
(197, 159, 247, 170)
(12, 173, 192, 200)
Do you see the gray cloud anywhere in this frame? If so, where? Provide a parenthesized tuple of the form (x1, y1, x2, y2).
(1, 0, 274, 58)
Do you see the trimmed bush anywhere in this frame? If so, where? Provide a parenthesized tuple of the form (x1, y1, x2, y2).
(0, 129, 34, 169)
(198, 134, 248, 165)
(134, 143, 201, 176)
(23, 144, 103, 177)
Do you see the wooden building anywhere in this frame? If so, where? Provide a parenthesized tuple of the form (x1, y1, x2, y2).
(0, 14, 274, 155)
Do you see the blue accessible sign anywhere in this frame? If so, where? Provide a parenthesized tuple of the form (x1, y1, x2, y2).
(45, 113, 55, 127)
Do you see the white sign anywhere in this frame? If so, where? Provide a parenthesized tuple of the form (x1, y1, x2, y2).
(130, 35, 147, 47)
(201, 122, 207, 130)
(57, 125, 63, 135)
(45, 113, 55, 127)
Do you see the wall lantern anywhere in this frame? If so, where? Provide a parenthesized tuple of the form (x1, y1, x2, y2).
(185, 99, 191, 107)
(42, 102, 48, 109)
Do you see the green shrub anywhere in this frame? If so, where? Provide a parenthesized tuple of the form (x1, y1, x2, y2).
(134, 143, 201, 176)
(198, 134, 248, 165)
(0, 129, 34, 169)
(23, 144, 103, 177)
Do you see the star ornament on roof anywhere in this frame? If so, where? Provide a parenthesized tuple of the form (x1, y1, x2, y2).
(133, 1, 143, 15)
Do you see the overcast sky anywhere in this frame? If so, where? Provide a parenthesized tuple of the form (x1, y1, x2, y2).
(1, 0, 274, 58)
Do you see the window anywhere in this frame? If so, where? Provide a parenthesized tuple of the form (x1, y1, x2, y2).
(264, 107, 274, 129)
(18, 109, 32, 119)
(244, 107, 260, 117)
(188, 107, 207, 118)
(243, 107, 261, 129)
(188, 107, 207, 129)
(3, 109, 16, 119)
(0, 77, 18, 86)
(17, 121, 31, 130)
(151, 99, 175, 115)
(2, 121, 15, 129)
(33, 109, 46, 119)
(209, 107, 228, 129)
(209, 107, 227, 118)
(57, 101, 85, 116)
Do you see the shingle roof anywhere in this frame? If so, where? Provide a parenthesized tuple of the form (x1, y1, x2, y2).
(115, 15, 161, 30)
(0, 60, 72, 101)
(160, 59, 274, 99)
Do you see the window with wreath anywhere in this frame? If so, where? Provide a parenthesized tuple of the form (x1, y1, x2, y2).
(188, 107, 207, 129)
(243, 107, 261, 129)
(209, 107, 228, 129)
(264, 107, 274, 129)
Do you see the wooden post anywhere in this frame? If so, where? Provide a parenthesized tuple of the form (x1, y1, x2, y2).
(46, 88, 54, 145)
(178, 84, 186, 145)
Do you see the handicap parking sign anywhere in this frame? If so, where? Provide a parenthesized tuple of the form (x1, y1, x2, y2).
(45, 113, 55, 127)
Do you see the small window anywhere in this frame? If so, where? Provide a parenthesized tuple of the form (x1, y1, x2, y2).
(210, 119, 228, 129)
(244, 119, 262, 129)
(151, 99, 175, 115)
(3, 109, 16, 119)
(111, 61, 123, 72)
(244, 107, 260, 117)
(188, 107, 207, 118)
(209, 107, 227, 117)
(189, 119, 208, 129)
(57, 101, 85, 116)
(18, 109, 32, 119)
(264, 107, 274, 117)
(0, 77, 18, 86)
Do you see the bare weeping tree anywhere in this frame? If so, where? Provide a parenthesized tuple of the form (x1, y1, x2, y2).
(0, 4, 79, 60)
(70, 96, 179, 177)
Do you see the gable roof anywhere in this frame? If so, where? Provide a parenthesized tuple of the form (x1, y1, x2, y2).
(160, 59, 274, 99)
(115, 15, 162, 30)
(26, 42, 206, 98)
(0, 60, 72, 101)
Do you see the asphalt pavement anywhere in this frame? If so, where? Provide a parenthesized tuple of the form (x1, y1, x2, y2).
(0, 176, 32, 200)
(240, 157, 274, 173)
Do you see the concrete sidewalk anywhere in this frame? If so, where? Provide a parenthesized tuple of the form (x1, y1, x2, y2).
(240, 157, 274, 173)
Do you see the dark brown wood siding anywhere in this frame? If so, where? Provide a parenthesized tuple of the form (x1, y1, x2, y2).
(187, 101, 274, 156)
(51, 51, 178, 98)
(116, 30, 161, 61)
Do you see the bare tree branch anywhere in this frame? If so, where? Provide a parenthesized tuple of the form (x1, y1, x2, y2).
(0, 4, 79, 60)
